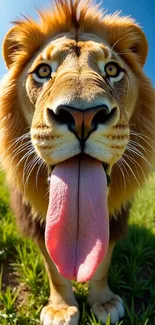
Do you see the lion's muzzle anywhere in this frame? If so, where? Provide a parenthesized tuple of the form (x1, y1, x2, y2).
(47, 104, 119, 146)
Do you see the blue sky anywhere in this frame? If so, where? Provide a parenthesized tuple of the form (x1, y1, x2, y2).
(0, 0, 155, 84)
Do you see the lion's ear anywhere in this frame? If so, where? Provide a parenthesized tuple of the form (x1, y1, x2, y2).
(127, 24, 148, 67)
(104, 17, 148, 67)
(3, 26, 20, 69)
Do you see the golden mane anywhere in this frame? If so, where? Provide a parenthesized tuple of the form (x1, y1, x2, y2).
(3, 0, 147, 70)
(0, 0, 155, 219)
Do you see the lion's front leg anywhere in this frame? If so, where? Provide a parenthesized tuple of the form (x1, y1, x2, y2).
(37, 238, 79, 325)
(88, 242, 125, 324)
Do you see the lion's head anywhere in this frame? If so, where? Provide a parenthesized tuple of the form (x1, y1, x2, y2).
(0, 0, 155, 280)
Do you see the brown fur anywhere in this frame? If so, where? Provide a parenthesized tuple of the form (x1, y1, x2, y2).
(10, 188, 45, 240)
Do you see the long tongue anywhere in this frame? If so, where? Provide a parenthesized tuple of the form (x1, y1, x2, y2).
(45, 155, 109, 282)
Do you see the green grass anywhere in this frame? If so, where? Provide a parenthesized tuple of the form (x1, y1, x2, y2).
(0, 171, 155, 325)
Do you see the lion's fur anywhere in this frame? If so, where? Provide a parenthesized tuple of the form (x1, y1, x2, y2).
(0, 0, 155, 228)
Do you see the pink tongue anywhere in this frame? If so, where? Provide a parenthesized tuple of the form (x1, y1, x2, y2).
(45, 155, 109, 282)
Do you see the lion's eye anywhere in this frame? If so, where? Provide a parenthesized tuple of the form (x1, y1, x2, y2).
(104, 62, 122, 78)
(35, 64, 51, 79)
(31, 64, 52, 83)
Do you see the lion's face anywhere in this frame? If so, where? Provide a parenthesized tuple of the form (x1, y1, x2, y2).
(19, 33, 137, 171)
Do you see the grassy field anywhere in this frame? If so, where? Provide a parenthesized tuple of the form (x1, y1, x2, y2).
(0, 171, 155, 325)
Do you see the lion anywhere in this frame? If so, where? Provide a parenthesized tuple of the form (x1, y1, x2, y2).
(0, 0, 155, 324)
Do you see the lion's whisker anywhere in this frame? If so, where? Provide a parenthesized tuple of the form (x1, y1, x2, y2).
(2, 132, 31, 159)
(25, 156, 42, 188)
(117, 160, 127, 190)
(120, 156, 141, 188)
(130, 131, 155, 150)
(127, 145, 154, 171)
(128, 139, 148, 154)
(9, 141, 32, 163)
(24, 155, 39, 184)
(118, 157, 130, 179)
(123, 152, 147, 182)
(36, 159, 46, 190)
(13, 148, 35, 182)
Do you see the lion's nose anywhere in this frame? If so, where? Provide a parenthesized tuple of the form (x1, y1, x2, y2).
(47, 104, 116, 140)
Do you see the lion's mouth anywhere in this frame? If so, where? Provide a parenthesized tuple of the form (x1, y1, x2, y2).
(47, 155, 111, 187)
(45, 154, 110, 282)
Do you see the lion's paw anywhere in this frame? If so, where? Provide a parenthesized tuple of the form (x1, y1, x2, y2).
(91, 295, 125, 324)
(40, 305, 79, 325)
